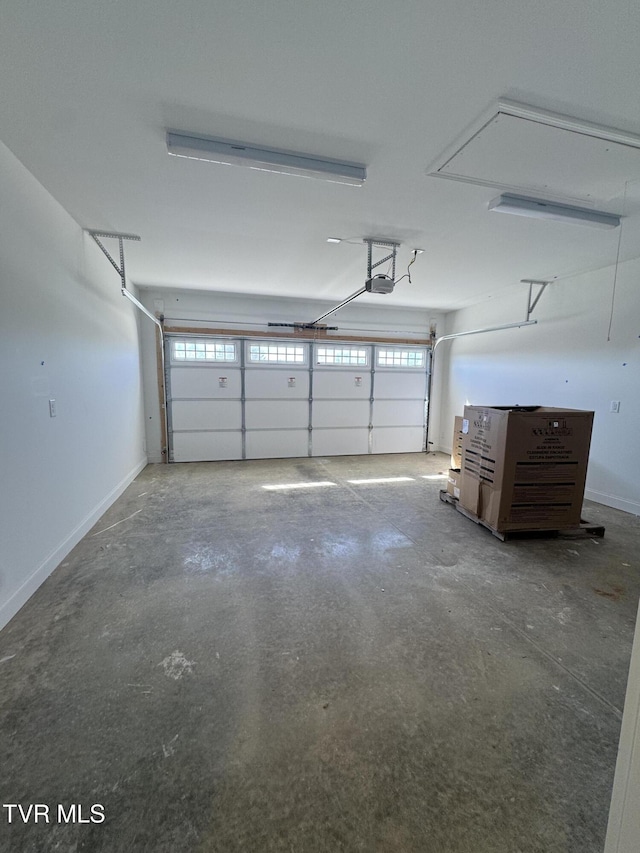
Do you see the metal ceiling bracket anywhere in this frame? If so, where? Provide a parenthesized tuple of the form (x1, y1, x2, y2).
(86, 230, 141, 291)
(86, 228, 169, 462)
(365, 238, 401, 282)
(521, 279, 550, 321)
(308, 238, 402, 325)
(86, 228, 161, 326)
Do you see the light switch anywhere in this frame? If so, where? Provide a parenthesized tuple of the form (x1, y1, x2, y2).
(610, 400, 621, 413)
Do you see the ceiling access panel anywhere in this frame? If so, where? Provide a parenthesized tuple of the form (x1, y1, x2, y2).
(427, 100, 640, 206)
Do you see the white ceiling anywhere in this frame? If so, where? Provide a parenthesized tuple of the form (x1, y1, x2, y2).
(2, 0, 640, 312)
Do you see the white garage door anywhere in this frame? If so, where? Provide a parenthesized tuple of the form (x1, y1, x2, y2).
(371, 347, 428, 454)
(244, 341, 310, 460)
(312, 344, 371, 456)
(167, 339, 243, 462)
(166, 336, 429, 462)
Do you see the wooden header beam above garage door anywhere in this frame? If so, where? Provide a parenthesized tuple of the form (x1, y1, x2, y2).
(163, 325, 432, 347)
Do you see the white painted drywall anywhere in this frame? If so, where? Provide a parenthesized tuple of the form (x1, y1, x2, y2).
(0, 141, 147, 630)
(605, 600, 640, 853)
(137, 287, 441, 462)
(436, 260, 640, 514)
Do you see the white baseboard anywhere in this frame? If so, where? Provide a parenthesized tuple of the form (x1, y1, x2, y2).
(585, 488, 640, 516)
(0, 457, 148, 631)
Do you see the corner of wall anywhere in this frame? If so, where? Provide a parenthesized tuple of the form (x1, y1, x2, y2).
(0, 457, 147, 631)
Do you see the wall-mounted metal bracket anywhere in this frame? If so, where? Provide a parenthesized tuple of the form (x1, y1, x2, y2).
(86, 230, 141, 291)
(521, 279, 550, 321)
(86, 229, 159, 326)
(86, 229, 169, 462)
(365, 238, 401, 282)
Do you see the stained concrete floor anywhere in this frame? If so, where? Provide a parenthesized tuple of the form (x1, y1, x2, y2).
(1, 452, 639, 853)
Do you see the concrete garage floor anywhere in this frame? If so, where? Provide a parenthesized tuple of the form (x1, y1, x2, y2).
(1, 453, 639, 853)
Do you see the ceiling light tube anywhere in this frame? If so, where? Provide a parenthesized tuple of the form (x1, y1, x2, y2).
(167, 132, 366, 186)
(488, 193, 620, 229)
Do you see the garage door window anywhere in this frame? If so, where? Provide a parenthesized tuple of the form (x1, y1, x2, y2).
(172, 340, 238, 362)
(316, 347, 369, 366)
(377, 348, 425, 368)
(249, 344, 307, 364)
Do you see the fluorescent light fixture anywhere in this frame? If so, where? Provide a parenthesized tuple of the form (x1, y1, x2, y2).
(167, 132, 366, 187)
(347, 477, 415, 485)
(421, 474, 448, 480)
(262, 481, 337, 491)
(327, 237, 342, 243)
(488, 193, 620, 229)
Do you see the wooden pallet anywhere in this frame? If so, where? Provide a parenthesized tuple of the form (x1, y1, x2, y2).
(439, 490, 605, 541)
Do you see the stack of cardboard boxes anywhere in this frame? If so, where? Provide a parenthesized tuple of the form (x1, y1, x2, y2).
(448, 406, 594, 535)
(446, 415, 464, 500)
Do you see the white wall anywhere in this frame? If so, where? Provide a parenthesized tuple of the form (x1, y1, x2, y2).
(0, 141, 147, 630)
(435, 260, 640, 514)
(605, 600, 640, 853)
(138, 287, 441, 462)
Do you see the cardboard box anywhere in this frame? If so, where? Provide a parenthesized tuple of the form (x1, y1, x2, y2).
(447, 469, 461, 499)
(451, 415, 464, 469)
(459, 406, 594, 533)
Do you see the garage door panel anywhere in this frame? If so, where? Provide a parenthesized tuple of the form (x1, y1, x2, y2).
(371, 427, 424, 454)
(170, 366, 242, 398)
(244, 369, 309, 398)
(312, 429, 369, 456)
(372, 399, 425, 427)
(245, 400, 308, 429)
(171, 400, 242, 431)
(374, 371, 426, 399)
(246, 430, 309, 459)
(168, 337, 428, 463)
(313, 399, 369, 428)
(172, 432, 242, 462)
(313, 371, 370, 399)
